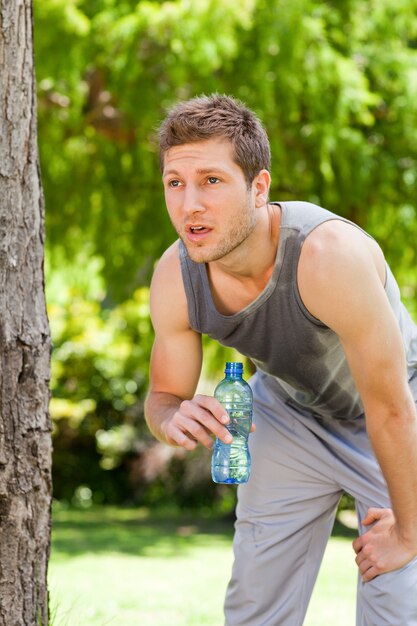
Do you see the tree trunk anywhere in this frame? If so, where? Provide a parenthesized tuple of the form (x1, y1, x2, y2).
(0, 1, 52, 624)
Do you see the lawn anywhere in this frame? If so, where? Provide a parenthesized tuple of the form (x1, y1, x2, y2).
(49, 505, 358, 626)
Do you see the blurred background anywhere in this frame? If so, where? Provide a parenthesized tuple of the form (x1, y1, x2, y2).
(35, 0, 417, 515)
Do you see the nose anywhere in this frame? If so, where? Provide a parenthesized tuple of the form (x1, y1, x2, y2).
(182, 184, 206, 215)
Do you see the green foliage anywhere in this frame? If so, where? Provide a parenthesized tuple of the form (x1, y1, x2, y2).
(35, 0, 417, 300)
(47, 252, 153, 502)
(35, 0, 417, 505)
(47, 253, 233, 507)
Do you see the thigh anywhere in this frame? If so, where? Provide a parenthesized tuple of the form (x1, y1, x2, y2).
(301, 410, 417, 625)
(224, 376, 343, 626)
(285, 407, 390, 511)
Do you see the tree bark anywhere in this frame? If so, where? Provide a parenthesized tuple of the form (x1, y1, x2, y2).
(0, 1, 52, 624)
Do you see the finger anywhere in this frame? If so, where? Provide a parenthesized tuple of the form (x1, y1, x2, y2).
(181, 416, 216, 449)
(355, 549, 373, 569)
(179, 400, 233, 443)
(361, 507, 384, 526)
(166, 425, 199, 451)
(194, 394, 231, 422)
(355, 551, 379, 580)
(165, 408, 209, 450)
(195, 396, 255, 438)
(201, 417, 233, 444)
(167, 416, 214, 450)
(352, 536, 363, 554)
(357, 556, 372, 576)
(361, 565, 379, 582)
(355, 546, 384, 581)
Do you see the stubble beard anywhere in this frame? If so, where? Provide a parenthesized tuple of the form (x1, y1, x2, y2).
(181, 201, 256, 264)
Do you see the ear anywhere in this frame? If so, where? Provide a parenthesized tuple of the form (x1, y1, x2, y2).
(253, 169, 271, 207)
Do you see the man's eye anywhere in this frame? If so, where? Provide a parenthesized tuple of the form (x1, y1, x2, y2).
(207, 177, 220, 184)
(169, 180, 182, 188)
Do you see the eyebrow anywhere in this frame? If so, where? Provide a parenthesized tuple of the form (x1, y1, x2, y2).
(163, 166, 230, 178)
(195, 167, 228, 175)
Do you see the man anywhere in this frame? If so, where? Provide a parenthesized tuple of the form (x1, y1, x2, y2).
(145, 93, 417, 625)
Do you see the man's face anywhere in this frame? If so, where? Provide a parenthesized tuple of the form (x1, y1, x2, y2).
(162, 138, 258, 263)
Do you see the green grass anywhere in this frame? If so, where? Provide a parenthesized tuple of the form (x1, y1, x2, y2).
(304, 524, 358, 626)
(49, 506, 358, 626)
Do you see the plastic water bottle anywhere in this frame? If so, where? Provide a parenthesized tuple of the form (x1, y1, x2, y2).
(212, 362, 253, 484)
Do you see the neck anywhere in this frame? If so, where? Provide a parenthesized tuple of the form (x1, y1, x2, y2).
(208, 202, 281, 282)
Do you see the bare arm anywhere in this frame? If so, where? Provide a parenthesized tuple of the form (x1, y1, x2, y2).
(299, 221, 417, 580)
(145, 243, 233, 450)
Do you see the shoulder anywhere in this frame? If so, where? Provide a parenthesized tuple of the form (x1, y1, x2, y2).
(298, 219, 386, 326)
(300, 219, 384, 279)
(150, 240, 191, 332)
(151, 240, 182, 289)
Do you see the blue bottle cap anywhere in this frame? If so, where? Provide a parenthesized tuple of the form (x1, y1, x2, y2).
(224, 362, 243, 374)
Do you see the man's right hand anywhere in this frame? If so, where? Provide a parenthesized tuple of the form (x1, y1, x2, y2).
(161, 394, 234, 450)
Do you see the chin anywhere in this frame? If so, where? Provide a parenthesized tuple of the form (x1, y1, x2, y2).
(184, 245, 221, 264)
(186, 249, 212, 263)
(178, 238, 203, 261)
(181, 235, 232, 263)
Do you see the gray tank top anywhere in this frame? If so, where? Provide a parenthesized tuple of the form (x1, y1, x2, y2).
(179, 201, 417, 420)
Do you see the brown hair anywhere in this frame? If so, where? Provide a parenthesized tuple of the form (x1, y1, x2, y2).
(158, 93, 271, 183)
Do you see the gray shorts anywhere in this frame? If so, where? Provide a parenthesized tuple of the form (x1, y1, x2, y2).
(224, 371, 417, 626)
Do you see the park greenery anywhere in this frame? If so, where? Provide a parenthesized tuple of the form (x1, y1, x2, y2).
(34, 0, 417, 508)
(49, 504, 357, 625)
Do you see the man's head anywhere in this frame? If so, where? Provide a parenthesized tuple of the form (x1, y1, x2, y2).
(158, 93, 271, 185)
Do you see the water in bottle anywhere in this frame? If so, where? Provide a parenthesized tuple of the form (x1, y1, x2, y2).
(212, 362, 253, 484)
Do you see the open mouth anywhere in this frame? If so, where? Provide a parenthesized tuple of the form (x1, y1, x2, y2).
(189, 225, 209, 234)
(186, 224, 212, 242)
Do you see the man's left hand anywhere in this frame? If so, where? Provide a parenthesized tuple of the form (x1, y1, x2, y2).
(352, 507, 417, 582)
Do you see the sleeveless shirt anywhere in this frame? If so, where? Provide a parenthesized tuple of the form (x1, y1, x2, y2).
(179, 201, 417, 420)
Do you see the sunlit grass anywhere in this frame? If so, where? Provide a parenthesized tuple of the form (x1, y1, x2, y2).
(304, 533, 357, 626)
(49, 506, 357, 626)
